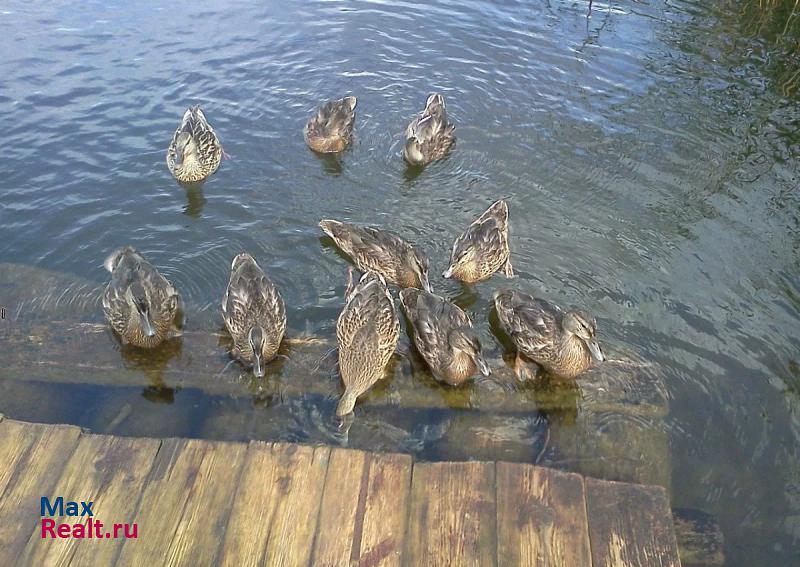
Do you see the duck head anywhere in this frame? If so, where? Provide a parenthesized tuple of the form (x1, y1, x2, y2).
(248, 326, 267, 377)
(563, 310, 604, 363)
(442, 245, 475, 280)
(448, 328, 491, 376)
(126, 283, 156, 338)
(173, 131, 197, 169)
(408, 248, 432, 292)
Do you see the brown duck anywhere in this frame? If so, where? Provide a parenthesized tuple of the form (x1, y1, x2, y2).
(494, 289, 605, 379)
(399, 288, 490, 386)
(319, 219, 432, 292)
(222, 253, 287, 377)
(403, 93, 455, 166)
(336, 271, 400, 416)
(102, 247, 180, 348)
(443, 199, 512, 283)
(304, 96, 357, 153)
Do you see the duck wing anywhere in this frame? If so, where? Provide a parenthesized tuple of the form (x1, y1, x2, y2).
(400, 288, 470, 369)
(307, 97, 357, 139)
(495, 290, 561, 359)
(223, 256, 285, 332)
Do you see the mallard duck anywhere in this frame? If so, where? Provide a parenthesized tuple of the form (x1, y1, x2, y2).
(493, 289, 605, 379)
(102, 247, 180, 348)
(403, 93, 455, 166)
(304, 96, 357, 153)
(399, 288, 490, 386)
(221, 253, 287, 377)
(166, 105, 223, 183)
(319, 219, 432, 292)
(336, 271, 400, 416)
(443, 199, 512, 283)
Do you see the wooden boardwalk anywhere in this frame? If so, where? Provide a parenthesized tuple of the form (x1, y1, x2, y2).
(0, 417, 681, 566)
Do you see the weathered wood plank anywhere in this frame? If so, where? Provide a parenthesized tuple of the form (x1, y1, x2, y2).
(311, 448, 368, 566)
(18, 432, 160, 567)
(115, 438, 247, 567)
(0, 420, 82, 566)
(0, 318, 668, 418)
(496, 462, 591, 566)
(311, 449, 413, 567)
(356, 452, 413, 567)
(405, 461, 497, 567)
(585, 477, 681, 567)
(218, 442, 330, 567)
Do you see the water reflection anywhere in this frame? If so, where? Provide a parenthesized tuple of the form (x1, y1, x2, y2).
(181, 182, 207, 218)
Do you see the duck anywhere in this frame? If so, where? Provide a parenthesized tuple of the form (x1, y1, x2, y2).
(493, 289, 605, 379)
(336, 270, 400, 417)
(399, 288, 490, 385)
(304, 96, 357, 153)
(222, 253, 287, 377)
(403, 93, 455, 166)
(319, 219, 432, 292)
(102, 247, 181, 348)
(443, 199, 512, 283)
(166, 105, 223, 183)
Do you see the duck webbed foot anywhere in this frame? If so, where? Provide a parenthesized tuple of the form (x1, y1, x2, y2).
(513, 352, 540, 382)
(503, 257, 515, 278)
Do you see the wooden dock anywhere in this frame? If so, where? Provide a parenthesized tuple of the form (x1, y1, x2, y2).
(0, 417, 681, 566)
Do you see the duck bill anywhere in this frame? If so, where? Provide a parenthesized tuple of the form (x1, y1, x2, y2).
(253, 353, 264, 377)
(421, 274, 433, 293)
(586, 338, 605, 363)
(442, 265, 455, 279)
(140, 313, 156, 338)
(476, 355, 491, 377)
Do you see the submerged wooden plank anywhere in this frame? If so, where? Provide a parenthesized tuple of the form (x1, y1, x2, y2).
(0, 319, 668, 418)
(218, 442, 330, 567)
(496, 462, 591, 566)
(311, 449, 413, 567)
(585, 477, 681, 567)
(405, 461, 497, 567)
(18, 432, 160, 567)
(0, 420, 82, 566)
(115, 438, 247, 567)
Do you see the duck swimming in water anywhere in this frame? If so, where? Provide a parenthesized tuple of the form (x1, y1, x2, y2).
(304, 96, 357, 153)
(166, 105, 223, 183)
(443, 199, 512, 283)
(493, 289, 605, 379)
(336, 270, 400, 417)
(403, 93, 455, 166)
(399, 288, 490, 386)
(102, 247, 181, 348)
(319, 219, 432, 292)
(222, 253, 287, 377)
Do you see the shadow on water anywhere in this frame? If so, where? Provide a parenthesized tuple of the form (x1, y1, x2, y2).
(312, 151, 344, 176)
(180, 181, 207, 218)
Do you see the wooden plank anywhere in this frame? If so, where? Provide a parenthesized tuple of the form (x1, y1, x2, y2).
(311, 449, 413, 567)
(496, 462, 591, 566)
(115, 438, 247, 567)
(405, 461, 497, 567)
(0, 420, 81, 566)
(356, 452, 413, 567)
(585, 477, 681, 567)
(0, 319, 668, 418)
(17, 432, 160, 567)
(218, 442, 330, 567)
(311, 448, 367, 566)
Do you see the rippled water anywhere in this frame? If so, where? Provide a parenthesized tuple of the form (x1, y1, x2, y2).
(1, 0, 799, 564)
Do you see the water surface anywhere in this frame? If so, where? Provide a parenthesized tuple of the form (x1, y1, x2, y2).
(1, 1, 798, 564)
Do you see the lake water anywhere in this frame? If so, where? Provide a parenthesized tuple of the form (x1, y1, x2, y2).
(1, 1, 798, 564)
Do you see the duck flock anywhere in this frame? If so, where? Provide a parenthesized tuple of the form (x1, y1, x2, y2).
(103, 94, 605, 420)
